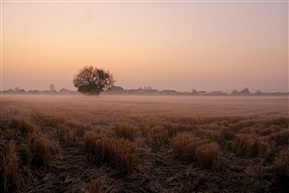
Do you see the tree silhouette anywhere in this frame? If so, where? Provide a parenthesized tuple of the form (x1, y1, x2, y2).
(73, 66, 114, 95)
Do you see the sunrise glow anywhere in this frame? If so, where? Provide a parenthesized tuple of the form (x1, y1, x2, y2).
(1, 0, 288, 92)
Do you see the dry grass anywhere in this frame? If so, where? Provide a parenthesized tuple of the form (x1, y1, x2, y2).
(84, 132, 139, 172)
(66, 121, 85, 136)
(55, 121, 85, 144)
(212, 158, 223, 172)
(195, 142, 220, 170)
(56, 125, 76, 144)
(10, 117, 35, 136)
(173, 133, 209, 161)
(272, 150, 289, 182)
(146, 125, 169, 147)
(233, 134, 269, 157)
(0, 142, 18, 193)
(173, 133, 221, 170)
(162, 122, 179, 137)
(263, 117, 289, 128)
(85, 178, 103, 193)
(271, 150, 289, 192)
(257, 125, 280, 136)
(114, 122, 136, 141)
(268, 130, 289, 146)
(91, 127, 115, 138)
(229, 119, 256, 133)
(137, 116, 160, 137)
(1, 95, 288, 192)
(220, 127, 235, 140)
(28, 134, 52, 168)
(198, 129, 222, 143)
(191, 173, 207, 191)
(38, 114, 66, 128)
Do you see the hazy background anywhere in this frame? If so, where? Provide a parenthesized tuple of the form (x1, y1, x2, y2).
(1, 0, 288, 92)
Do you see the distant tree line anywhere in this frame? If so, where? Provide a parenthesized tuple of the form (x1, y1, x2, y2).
(0, 88, 78, 95)
(1, 87, 288, 96)
(106, 87, 288, 96)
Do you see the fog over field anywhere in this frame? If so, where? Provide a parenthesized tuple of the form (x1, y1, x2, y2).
(2, 95, 288, 117)
(1, 95, 288, 192)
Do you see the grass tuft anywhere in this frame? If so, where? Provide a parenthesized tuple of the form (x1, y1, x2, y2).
(272, 151, 289, 182)
(28, 134, 52, 168)
(114, 122, 136, 141)
(162, 122, 179, 137)
(0, 142, 18, 193)
(195, 142, 220, 169)
(269, 130, 289, 146)
(233, 134, 269, 157)
(173, 133, 221, 170)
(84, 132, 139, 172)
(173, 133, 209, 161)
(56, 125, 76, 144)
(10, 117, 35, 136)
(146, 125, 169, 147)
(220, 127, 235, 140)
(271, 150, 289, 192)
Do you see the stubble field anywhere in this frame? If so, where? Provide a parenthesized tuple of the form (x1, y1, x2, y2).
(0, 95, 288, 193)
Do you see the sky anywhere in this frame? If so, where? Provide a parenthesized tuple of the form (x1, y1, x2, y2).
(1, 0, 288, 92)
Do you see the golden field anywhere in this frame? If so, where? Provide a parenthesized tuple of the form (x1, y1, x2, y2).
(0, 95, 288, 192)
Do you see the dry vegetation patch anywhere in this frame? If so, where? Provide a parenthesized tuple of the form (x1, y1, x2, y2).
(146, 125, 170, 147)
(263, 117, 289, 128)
(65, 120, 85, 136)
(1, 96, 288, 192)
(84, 132, 139, 172)
(195, 142, 220, 170)
(173, 132, 221, 170)
(0, 142, 18, 193)
(229, 119, 257, 132)
(173, 132, 208, 161)
(10, 117, 35, 136)
(161, 122, 179, 137)
(114, 122, 137, 141)
(220, 127, 235, 140)
(37, 114, 66, 128)
(272, 150, 289, 188)
(268, 130, 289, 146)
(85, 178, 103, 193)
(233, 134, 269, 157)
(28, 134, 52, 168)
(56, 125, 77, 144)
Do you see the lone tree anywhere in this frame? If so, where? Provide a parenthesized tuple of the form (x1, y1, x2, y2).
(73, 66, 115, 95)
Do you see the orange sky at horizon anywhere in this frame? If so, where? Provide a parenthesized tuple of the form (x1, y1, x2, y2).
(1, 1, 288, 92)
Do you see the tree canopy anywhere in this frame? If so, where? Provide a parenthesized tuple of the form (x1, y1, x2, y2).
(73, 66, 114, 95)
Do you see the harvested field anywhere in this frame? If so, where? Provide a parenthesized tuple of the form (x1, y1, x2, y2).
(0, 95, 288, 192)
